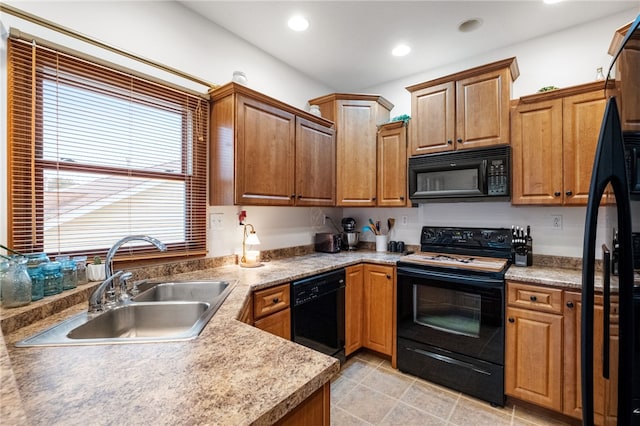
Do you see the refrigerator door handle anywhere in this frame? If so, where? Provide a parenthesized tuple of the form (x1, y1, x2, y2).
(602, 244, 610, 380)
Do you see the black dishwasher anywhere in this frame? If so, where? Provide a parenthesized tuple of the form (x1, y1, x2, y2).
(291, 268, 345, 363)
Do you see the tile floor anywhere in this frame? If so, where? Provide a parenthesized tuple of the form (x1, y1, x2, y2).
(331, 351, 577, 426)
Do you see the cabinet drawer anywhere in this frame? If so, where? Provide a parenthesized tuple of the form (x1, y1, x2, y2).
(254, 283, 290, 320)
(507, 282, 563, 314)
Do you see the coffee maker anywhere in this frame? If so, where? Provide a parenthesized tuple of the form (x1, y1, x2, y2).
(341, 217, 360, 251)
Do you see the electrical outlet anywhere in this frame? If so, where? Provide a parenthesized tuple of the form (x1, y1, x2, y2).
(210, 213, 224, 230)
(551, 214, 563, 230)
(402, 216, 408, 226)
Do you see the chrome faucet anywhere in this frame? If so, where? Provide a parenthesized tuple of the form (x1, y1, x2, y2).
(93, 235, 167, 311)
(88, 270, 125, 313)
(104, 235, 167, 280)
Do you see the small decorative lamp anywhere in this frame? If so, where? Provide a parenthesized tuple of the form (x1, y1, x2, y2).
(240, 224, 261, 267)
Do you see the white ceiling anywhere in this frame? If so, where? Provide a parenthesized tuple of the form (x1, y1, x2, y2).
(178, 1, 638, 92)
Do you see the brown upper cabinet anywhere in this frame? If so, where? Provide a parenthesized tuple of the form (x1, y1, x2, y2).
(209, 82, 335, 206)
(609, 22, 640, 132)
(406, 57, 519, 156)
(308, 93, 393, 207)
(377, 120, 409, 207)
(511, 82, 612, 205)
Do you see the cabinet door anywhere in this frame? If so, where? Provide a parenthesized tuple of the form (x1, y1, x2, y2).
(254, 308, 291, 340)
(345, 265, 364, 356)
(564, 292, 618, 424)
(295, 117, 335, 206)
(511, 99, 564, 205)
(236, 95, 296, 205)
(377, 122, 408, 207)
(409, 81, 455, 155)
(456, 68, 511, 150)
(562, 90, 607, 205)
(618, 38, 640, 132)
(336, 100, 378, 206)
(362, 264, 394, 356)
(505, 306, 562, 411)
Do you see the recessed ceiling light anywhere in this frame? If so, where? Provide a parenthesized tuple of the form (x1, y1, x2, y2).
(288, 15, 309, 31)
(458, 18, 483, 33)
(392, 44, 411, 57)
(543, 0, 563, 4)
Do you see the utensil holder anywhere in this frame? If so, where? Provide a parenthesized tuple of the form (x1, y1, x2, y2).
(375, 235, 387, 252)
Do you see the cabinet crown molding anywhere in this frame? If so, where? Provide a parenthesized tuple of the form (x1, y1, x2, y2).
(516, 80, 616, 104)
(308, 93, 394, 111)
(210, 82, 334, 127)
(405, 57, 519, 93)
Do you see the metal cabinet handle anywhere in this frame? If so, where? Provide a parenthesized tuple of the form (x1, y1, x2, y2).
(272, 297, 279, 304)
(457, 138, 463, 143)
(554, 192, 561, 197)
(400, 196, 405, 201)
(372, 197, 377, 201)
(530, 295, 537, 302)
(297, 194, 302, 199)
(566, 190, 573, 196)
(290, 194, 296, 199)
(508, 317, 515, 323)
(567, 301, 574, 308)
(447, 140, 452, 145)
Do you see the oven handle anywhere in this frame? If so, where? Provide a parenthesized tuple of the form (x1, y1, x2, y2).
(397, 265, 504, 288)
(407, 347, 492, 376)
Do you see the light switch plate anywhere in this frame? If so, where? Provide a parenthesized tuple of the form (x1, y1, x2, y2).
(210, 213, 224, 230)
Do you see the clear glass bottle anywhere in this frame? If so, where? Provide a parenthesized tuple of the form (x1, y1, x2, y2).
(0, 259, 10, 302)
(595, 67, 605, 81)
(2, 257, 32, 308)
(73, 256, 88, 285)
(42, 261, 63, 296)
(61, 259, 78, 290)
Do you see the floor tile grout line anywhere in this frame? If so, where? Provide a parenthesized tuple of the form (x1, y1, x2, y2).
(333, 405, 375, 426)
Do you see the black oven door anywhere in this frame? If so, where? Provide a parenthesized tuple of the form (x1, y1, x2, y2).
(397, 265, 504, 366)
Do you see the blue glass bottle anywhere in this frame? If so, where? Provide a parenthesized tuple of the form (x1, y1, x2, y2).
(42, 261, 63, 296)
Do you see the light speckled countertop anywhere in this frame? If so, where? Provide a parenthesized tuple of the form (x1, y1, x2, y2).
(0, 251, 400, 426)
(3, 251, 637, 425)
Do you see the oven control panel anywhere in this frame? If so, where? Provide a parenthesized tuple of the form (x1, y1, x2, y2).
(420, 226, 512, 254)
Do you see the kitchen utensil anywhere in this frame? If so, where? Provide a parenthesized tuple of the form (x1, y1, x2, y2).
(362, 225, 376, 235)
(368, 219, 379, 235)
(387, 218, 395, 233)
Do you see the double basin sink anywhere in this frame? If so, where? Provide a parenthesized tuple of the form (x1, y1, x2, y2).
(16, 280, 236, 347)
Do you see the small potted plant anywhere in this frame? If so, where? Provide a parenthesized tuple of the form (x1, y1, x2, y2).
(86, 256, 106, 281)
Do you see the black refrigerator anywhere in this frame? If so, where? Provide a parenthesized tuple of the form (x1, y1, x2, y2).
(581, 15, 640, 426)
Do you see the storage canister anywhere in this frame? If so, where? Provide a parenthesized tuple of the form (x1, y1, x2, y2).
(2, 257, 32, 308)
(73, 256, 88, 285)
(26, 253, 49, 301)
(61, 259, 77, 290)
(42, 261, 63, 296)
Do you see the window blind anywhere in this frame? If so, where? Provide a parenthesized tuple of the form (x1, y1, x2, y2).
(7, 37, 208, 260)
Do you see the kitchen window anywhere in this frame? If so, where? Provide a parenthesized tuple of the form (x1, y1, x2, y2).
(6, 37, 208, 260)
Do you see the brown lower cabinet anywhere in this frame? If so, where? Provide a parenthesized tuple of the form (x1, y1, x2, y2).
(506, 282, 618, 424)
(345, 263, 396, 361)
(275, 382, 330, 426)
(345, 265, 364, 356)
(252, 283, 291, 340)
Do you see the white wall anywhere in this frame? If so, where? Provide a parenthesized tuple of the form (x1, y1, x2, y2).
(362, 8, 639, 117)
(1, 2, 637, 260)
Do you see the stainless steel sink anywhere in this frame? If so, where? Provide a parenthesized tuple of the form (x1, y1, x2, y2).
(67, 302, 210, 340)
(16, 280, 236, 347)
(133, 281, 230, 303)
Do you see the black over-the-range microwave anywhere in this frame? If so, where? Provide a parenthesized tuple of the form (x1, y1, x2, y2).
(624, 132, 640, 200)
(408, 145, 510, 203)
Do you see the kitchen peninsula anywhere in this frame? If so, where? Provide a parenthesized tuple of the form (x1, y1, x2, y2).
(1, 251, 400, 425)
